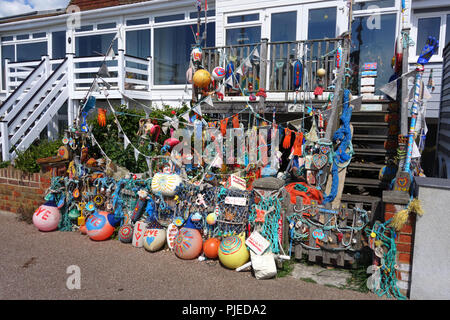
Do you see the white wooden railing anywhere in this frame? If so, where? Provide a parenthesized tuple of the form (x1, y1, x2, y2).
(0, 56, 69, 161)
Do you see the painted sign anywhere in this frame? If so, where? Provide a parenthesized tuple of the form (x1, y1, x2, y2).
(246, 231, 270, 255)
(364, 62, 377, 70)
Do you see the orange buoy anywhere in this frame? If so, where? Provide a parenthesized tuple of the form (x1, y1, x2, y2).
(203, 238, 221, 259)
(193, 69, 211, 89)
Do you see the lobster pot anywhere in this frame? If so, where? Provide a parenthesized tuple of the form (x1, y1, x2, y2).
(132, 221, 146, 248)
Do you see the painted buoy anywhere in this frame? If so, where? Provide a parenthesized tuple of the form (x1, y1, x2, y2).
(143, 228, 166, 252)
(167, 223, 179, 249)
(151, 173, 182, 197)
(218, 233, 249, 269)
(118, 224, 134, 243)
(212, 67, 226, 81)
(32, 201, 61, 232)
(317, 68, 326, 77)
(132, 221, 146, 248)
(193, 69, 211, 89)
(173, 228, 203, 260)
(203, 238, 221, 259)
(85, 211, 117, 241)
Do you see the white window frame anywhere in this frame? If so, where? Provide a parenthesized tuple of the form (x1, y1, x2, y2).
(224, 9, 263, 45)
(410, 11, 450, 63)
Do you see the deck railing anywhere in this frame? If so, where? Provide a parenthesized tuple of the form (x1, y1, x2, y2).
(202, 37, 342, 98)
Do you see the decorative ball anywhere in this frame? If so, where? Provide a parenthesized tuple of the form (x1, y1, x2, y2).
(218, 234, 249, 269)
(193, 69, 211, 88)
(32, 201, 61, 232)
(118, 224, 134, 243)
(173, 228, 203, 260)
(206, 212, 217, 225)
(317, 68, 326, 77)
(143, 228, 166, 252)
(85, 211, 116, 241)
(191, 47, 203, 62)
(203, 238, 221, 259)
(212, 67, 226, 81)
(151, 173, 183, 197)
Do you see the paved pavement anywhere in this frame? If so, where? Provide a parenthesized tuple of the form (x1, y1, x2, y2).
(0, 211, 383, 300)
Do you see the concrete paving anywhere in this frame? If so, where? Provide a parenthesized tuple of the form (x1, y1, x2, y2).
(0, 211, 384, 300)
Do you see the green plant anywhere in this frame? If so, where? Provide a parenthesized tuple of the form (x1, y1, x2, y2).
(13, 139, 62, 173)
(0, 161, 11, 168)
(88, 103, 190, 173)
(277, 258, 296, 278)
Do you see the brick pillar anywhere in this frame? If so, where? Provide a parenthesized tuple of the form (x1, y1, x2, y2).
(383, 195, 416, 298)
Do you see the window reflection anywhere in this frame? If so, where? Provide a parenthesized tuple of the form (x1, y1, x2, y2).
(52, 31, 66, 59)
(308, 7, 336, 40)
(226, 26, 261, 45)
(350, 13, 396, 95)
(2, 45, 15, 90)
(416, 17, 441, 55)
(447, 15, 450, 46)
(17, 42, 47, 62)
(154, 22, 215, 85)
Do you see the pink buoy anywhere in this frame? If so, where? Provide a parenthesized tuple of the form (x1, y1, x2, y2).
(32, 201, 61, 232)
(173, 228, 203, 260)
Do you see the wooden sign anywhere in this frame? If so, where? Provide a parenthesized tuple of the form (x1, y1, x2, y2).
(132, 221, 146, 248)
(393, 171, 411, 192)
(166, 223, 179, 249)
(361, 71, 377, 77)
(364, 62, 377, 70)
(225, 196, 247, 206)
(361, 77, 375, 86)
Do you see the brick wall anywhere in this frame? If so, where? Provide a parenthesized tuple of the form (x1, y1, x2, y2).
(384, 202, 417, 297)
(0, 167, 51, 214)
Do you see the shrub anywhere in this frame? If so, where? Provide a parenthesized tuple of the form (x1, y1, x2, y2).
(13, 139, 63, 173)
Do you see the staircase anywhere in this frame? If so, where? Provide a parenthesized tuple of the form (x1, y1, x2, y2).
(0, 56, 69, 161)
(341, 99, 400, 217)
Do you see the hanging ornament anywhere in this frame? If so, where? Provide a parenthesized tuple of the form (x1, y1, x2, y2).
(97, 108, 107, 127)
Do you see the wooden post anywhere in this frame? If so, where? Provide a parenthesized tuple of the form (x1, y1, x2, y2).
(1, 121, 9, 162)
(258, 38, 268, 115)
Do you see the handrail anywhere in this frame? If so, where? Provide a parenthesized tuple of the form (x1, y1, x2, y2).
(0, 59, 46, 118)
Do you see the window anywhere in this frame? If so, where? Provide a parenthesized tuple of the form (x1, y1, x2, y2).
(308, 7, 336, 40)
(271, 11, 297, 42)
(1, 36, 13, 42)
(75, 33, 118, 57)
(98, 22, 117, 30)
(32, 32, 46, 39)
(354, 0, 395, 11)
(126, 29, 150, 59)
(126, 18, 149, 26)
(52, 31, 66, 59)
(17, 42, 47, 62)
(154, 22, 215, 85)
(228, 14, 259, 24)
(76, 25, 94, 32)
(2, 45, 15, 90)
(16, 34, 29, 40)
(226, 26, 261, 45)
(416, 17, 441, 55)
(447, 15, 450, 46)
(189, 10, 215, 19)
(155, 13, 185, 23)
(350, 13, 397, 95)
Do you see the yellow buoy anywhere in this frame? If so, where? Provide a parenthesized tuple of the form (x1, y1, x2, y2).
(317, 68, 326, 77)
(218, 233, 249, 269)
(193, 69, 211, 88)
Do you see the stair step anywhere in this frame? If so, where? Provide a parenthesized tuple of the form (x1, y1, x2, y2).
(353, 148, 392, 155)
(353, 134, 389, 141)
(344, 177, 384, 188)
(351, 122, 389, 127)
(348, 161, 384, 171)
(341, 193, 381, 204)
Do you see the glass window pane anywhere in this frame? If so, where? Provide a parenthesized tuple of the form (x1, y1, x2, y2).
(126, 18, 149, 26)
(98, 22, 116, 30)
(308, 7, 336, 40)
(17, 34, 29, 40)
(189, 10, 215, 19)
(76, 25, 93, 32)
(446, 15, 450, 46)
(52, 31, 66, 59)
(155, 13, 184, 23)
(1, 36, 13, 42)
(271, 11, 297, 42)
(17, 42, 48, 62)
(2, 45, 15, 90)
(354, 0, 395, 11)
(226, 26, 261, 45)
(126, 29, 150, 62)
(75, 33, 118, 57)
(228, 13, 259, 24)
(350, 13, 396, 95)
(33, 32, 46, 39)
(416, 17, 441, 55)
(154, 22, 215, 85)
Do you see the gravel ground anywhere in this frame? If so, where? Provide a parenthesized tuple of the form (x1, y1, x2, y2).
(0, 212, 383, 300)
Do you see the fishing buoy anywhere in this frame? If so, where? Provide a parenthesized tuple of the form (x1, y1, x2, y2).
(166, 223, 178, 249)
(143, 228, 166, 252)
(218, 233, 250, 269)
(203, 238, 221, 259)
(79, 224, 87, 235)
(193, 69, 211, 88)
(191, 47, 203, 63)
(118, 224, 134, 243)
(32, 200, 61, 232)
(212, 67, 226, 81)
(130, 189, 147, 223)
(173, 228, 203, 260)
(317, 68, 326, 77)
(206, 212, 217, 225)
(293, 60, 302, 89)
(132, 221, 146, 248)
(151, 173, 182, 197)
(85, 211, 118, 241)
